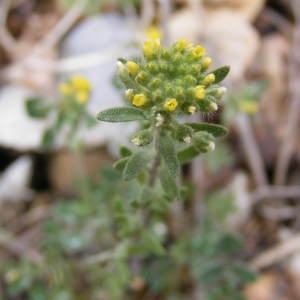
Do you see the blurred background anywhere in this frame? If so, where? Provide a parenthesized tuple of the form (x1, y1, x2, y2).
(0, 0, 300, 299)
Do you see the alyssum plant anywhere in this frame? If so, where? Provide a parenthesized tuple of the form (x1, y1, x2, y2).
(97, 38, 229, 201)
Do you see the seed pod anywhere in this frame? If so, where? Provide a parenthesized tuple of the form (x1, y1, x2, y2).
(192, 132, 215, 153)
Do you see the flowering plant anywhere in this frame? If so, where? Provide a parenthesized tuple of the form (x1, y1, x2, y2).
(26, 75, 96, 150)
(97, 39, 229, 200)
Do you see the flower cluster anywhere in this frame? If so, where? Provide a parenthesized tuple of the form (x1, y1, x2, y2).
(118, 39, 227, 116)
(59, 75, 92, 104)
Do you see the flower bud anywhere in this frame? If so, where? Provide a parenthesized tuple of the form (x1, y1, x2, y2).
(130, 130, 153, 146)
(149, 77, 162, 89)
(174, 125, 193, 143)
(153, 89, 164, 102)
(208, 102, 218, 112)
(116, 61, 125, 72)
(192, 45, 206, 58)
(217, 86, 227, 97)
(184, 75, 197, 86)
(125, 89, 134, 101)
(187, 105, 197, 114)
(136, 71, 149, 84)
(202, 57, 212, 69)
(193, 85, 206, 100)
(192, 132, 215, 153)
(155, 113, 164, 127)
(126, 61, 139, 75)
(203, 73, 216, 85)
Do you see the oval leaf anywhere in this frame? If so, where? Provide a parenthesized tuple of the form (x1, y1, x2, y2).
(157, 134, 180, 177)
(186, 123, 228, 138)
(123, 150, 152, 181)
(25, 98, 51, 119)
(177, 145, 200, 164)
(97, 107, 146, 122)
(159, 165, 179, 200)
(212, 66, 230, 83)
(113, 157, 129, 171)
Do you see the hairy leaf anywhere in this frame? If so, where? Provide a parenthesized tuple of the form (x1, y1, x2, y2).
(186, 123, 228, 137)
(113, 157, 129, 172)
(177, 146, 200, 164)
(157, 134, 180, 177)
(212, 66, 230, 83)
(97, 107, 146, 122)
(159, 165, 179, 200)
(123, 150, 152, 181)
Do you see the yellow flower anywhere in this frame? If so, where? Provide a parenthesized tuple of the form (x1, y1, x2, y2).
(203, 73, 215, 85)
(145, 26, 163, 41)
(209, 102, 218, 112)
(126, 61, 139, 75)
(59, 83, 72, 95)
(192, 45, 206, 58)
(188, 105, 197, 114)
(238, 101, 259, 114)
(76, 91, 89, 104)
(202, 57, 212, 68)
(175, 39, 194, 50)
(70, 75, 91, 91)
(164, 98, 178, 112)
(125, 89, 134, 101)
(143, 39, 161, 57)
(132, 94, 147, 107)
(193, 85, 206, 99)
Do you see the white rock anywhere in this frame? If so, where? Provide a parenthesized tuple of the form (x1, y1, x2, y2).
(0, 156, 33, 202)
(226, 171, 252, 229)
(0, 85, 47, 150)
(203, 11, 260, 80)
(0, 14, 139, 153)
(59, 13, 139, 153)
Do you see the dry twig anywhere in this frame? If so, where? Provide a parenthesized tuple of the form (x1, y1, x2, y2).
(235, 113, 268, 187)
(250, 233, 300, 270)
(274, 1, 300, 184)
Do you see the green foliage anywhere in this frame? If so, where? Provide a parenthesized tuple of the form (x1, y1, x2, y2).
(157, 134, 180, 177)
(159, 164, 179, 200)
(17, 34, 255, 300)
(123, 149, 153, 180)
(186, 122, 228, 138)
(25, 98, 51, 118)
(97, 106, 146, 122)
(211, 66, 230, 83)
(25, 76, 95, 150)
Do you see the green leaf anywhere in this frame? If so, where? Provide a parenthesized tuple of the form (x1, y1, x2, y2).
(120, 146, 132, 158)
(84, 112, 97, 128)
(186, 122, 228, 137)
(232, 265, 256, 284)
(97, 107, 146, 122)
(113, 157, 129, 171)
(25, 98, 51, 118)
(211, 66, 230, 83)
(123, 150, 153, 181)
(118, 57, 128, 64)
(157, 134, 180, 177)
(41, 128, 56, 150)
(177, 146, 200, 164)
(143, 232, 165, 256)
(159, 165, 179, 200)
(200, 264, 223, 284)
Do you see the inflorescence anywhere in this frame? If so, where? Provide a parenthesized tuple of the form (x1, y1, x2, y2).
(117, 39, 226, 116)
